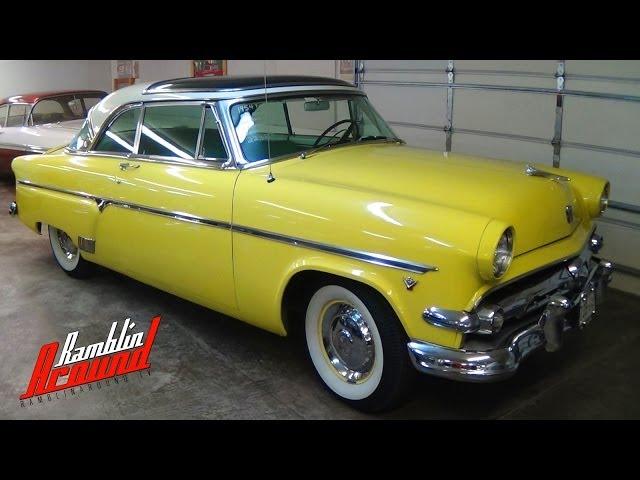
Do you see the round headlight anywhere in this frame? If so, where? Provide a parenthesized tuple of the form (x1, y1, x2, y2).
(493, 228, 514, 278)
(599, 183, 610, 213)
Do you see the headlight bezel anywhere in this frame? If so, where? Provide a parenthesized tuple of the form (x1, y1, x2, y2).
(477, 221, 515, 281)
(493, 228, 514, 278)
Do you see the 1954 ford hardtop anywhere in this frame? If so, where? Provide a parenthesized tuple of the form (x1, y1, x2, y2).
(9, 76, 613, 412)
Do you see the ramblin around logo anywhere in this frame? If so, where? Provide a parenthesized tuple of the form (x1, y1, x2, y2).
(20, 315, 161, 401)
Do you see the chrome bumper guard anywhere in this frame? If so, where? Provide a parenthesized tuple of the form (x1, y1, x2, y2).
(408, 254, 613, 382)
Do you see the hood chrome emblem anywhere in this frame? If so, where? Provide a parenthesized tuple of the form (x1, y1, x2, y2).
(403, 277, 418, 290)
(565, 205, 574, 224)
(525, 164, 570, 183)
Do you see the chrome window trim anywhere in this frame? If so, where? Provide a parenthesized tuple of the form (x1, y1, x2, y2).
(194, 103, 207, 159)
(218, 89, 382, 167)
(74, 100, 235, 170)
(143, 84, 361, 97)
(197, 103, 234, 168)
(27, 92, 105, 126)
(16, 179, 436, 275)
(87, 102, 143, 154)
(133, 104, 145, 154)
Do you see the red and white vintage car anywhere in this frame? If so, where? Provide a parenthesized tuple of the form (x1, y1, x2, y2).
(0, 89, 107, 174)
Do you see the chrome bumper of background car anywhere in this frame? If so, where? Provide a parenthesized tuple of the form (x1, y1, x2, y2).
(408, 255, 613, 382)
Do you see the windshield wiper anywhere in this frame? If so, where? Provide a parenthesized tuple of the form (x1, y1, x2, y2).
(299, 138, 344, 159)
(299, 136, 402, 159)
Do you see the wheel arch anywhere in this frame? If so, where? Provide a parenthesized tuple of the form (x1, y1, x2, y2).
(280, 266, 406, 338)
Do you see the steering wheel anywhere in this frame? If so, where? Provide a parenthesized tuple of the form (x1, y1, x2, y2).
(313, 119, 356, 147)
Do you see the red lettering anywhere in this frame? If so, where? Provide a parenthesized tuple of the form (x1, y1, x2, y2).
(19, 316, 161, 399)
(20, 342, 58, 400)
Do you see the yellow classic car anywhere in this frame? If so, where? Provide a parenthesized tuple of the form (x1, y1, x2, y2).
(9, 76, 613, 412)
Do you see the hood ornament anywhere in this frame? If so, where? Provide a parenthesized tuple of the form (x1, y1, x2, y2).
(525, 164, 570, 183)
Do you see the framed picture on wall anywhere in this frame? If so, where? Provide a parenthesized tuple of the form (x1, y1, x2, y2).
(113, 77, 136, 91)
(191, 60, 227, 77)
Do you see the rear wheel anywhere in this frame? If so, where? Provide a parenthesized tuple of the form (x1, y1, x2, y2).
(304, 282, 415, 412)
(48, 226, 94, 278)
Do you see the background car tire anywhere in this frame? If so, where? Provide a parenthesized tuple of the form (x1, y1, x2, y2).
(48, 226, 94, 279)
(305, 281, 415, 412)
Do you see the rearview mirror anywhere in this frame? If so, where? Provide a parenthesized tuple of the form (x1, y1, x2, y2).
(304, 100, 330, 111)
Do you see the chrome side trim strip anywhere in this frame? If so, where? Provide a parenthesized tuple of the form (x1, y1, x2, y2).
(17, 180, 435, 274)
(232, 225, 437, 274)
(18, 180, 97, 200)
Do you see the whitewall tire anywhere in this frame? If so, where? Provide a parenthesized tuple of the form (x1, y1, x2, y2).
(48, 226, 94, 278)
(304, 282, 414, 412)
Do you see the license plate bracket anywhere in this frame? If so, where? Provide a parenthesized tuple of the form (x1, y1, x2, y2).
(579, 288, 596, 328)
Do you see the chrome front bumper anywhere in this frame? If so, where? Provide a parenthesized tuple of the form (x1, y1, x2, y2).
(407, 254, 613, 382)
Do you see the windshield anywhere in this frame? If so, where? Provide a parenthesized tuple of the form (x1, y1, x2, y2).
(229, 94, 398, 163)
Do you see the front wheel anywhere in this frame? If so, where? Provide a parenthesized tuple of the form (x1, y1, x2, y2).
(48, 226, 94, 278)
(305, 283, 414, 412)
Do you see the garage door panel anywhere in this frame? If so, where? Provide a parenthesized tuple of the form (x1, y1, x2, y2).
(392, 125, 445, 151)
(452, 133, 553, 165)
(454, 60, 557, 75)
(455, 74, 555, 90)
(595, 219, 640, 271)
(365, 84, 447, 127)
(566, 79, 640, 97)
(560, 147, 640, 206)
(453, 90, 555, 139)
(364, 60, 449, 71)
(563, 97, 640, 150)
(565, 60, 640, 78)
(365, 71, 446, 84)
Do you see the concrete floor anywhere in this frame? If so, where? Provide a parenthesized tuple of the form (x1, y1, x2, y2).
(1, 177, 639, 420)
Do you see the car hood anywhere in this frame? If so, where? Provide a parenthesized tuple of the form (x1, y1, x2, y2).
(277, 143, 582, 256)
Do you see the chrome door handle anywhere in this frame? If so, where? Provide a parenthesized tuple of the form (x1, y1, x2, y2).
(119, 162, 140, 171)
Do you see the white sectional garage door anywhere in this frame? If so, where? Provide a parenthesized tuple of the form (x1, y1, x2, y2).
(356, 60, 640, 294)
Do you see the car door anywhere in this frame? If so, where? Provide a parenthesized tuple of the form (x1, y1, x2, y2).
(91, 101, 239, 315)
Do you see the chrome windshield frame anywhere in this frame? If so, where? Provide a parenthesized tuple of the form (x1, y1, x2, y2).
(216, 89, 403, 169)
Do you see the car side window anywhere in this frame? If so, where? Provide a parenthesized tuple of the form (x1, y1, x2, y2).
(6, 104, 29, 127)
(30, 99, 67, 125)
(0, 105, 8, 127)
(93, 107, 141, 154)
(139, 104, 201, 159)
(201, 106, 228, 160)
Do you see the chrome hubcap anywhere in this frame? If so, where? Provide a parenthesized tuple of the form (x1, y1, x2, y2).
(56, 230, 78, 261)
(321, 302, 375, 384)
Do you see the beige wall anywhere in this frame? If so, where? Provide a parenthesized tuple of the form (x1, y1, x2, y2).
(0, 60, 111, 99)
